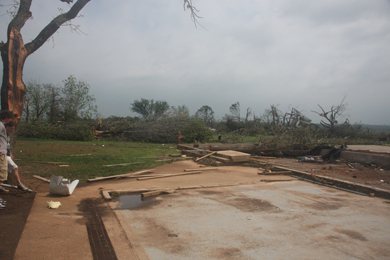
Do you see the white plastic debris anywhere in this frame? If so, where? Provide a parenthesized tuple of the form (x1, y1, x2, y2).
(47, 201, 61, 209)
(49, 175, 79, 196)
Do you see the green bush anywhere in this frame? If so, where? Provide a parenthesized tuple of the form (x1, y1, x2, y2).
(182, 118, 214, 143)
(18, 122, 93, 141)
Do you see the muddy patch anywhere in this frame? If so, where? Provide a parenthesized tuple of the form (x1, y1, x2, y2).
(196, 190, 223, 195)
(212, 247, 243, 259)
(305, 222, 328, 229)
(226, 197, 281, 212)
(333, 228, 368, 241)
(307, 202, 343, 211)
(325, 235, 345, 242)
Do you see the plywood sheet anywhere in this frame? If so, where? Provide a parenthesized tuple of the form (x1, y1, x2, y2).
(216, 150, 251, 162)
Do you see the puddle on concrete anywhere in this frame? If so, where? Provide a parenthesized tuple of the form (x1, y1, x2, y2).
(117, 194, 155, 209)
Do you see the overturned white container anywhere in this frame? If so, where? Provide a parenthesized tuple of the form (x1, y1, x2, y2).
(49, 175, 79, 196)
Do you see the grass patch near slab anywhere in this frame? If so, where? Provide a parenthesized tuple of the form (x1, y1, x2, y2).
(15, 140, 181, 181)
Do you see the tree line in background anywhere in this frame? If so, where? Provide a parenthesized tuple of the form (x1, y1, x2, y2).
(17, 78, 385, 144)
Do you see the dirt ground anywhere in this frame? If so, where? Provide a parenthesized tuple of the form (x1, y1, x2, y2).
(0, 178, 43, 260)
(0, 157, 389, 260)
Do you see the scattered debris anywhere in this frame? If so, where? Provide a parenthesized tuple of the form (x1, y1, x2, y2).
(49, 175, 79, 196)
(195, 151, 217, 162)
(258, 170, 293, 175)
(215, 150, 251, 162)
(329, 165, 340, 170)
(47, 201, 61, 209)
(1, 183, 35, 193)
(260, 179, 293, 183)
(137, 171, 201, 181)
(321, 144, 347, 163)
(184, 167, 218, 172)
(102, 162, 144, 167)
(141, 189, 175, 198)
(87, 169, 155, 182)
(32, 161, 67, 165)
(33, 175, 51, 183)
(298, 156, 323, 163)
(349, 163, 363, 170)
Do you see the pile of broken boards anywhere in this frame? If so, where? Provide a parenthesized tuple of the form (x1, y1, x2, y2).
(298, 144, 347, 164)
(177, 144, 294, 176)
(178, 144, 252, 165)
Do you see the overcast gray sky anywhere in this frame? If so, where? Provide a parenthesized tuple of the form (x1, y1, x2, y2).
(1, 0, 390, 125)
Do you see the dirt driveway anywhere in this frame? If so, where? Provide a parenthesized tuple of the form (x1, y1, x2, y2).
(1, 158, 390, 260)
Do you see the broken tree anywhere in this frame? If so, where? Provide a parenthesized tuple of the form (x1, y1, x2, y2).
(1, 0, 91, 123)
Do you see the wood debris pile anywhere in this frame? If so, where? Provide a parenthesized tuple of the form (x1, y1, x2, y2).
(178, 144, 252, 165)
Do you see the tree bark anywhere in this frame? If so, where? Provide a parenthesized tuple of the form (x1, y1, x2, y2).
(1, 28, 28, 123)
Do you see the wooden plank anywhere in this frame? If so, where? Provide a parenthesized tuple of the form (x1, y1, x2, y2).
(195, 151, 217, 162)
(216, 150, 251, 162)
(184, 167, 218, 172)
(210, 155, 231, 162)
(141, 190, 162, 198)
(33, 175, 50, 183)
(273, 166, 313, 175)
(137, 171, 201, 181)
(252, 156, 276, 159)
(251, 158, 289, 167)
(32, 161, 67, 165)
(102, 190, 112, 200)
(141, 189, 175, 198)
(102, 162, 143, 167)
(258, 171, 293, 175)
(87, 169, 154, 182)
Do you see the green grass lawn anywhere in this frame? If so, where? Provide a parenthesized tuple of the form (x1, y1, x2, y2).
(15, 139, 181, 181)
(15, 135, 388, 183)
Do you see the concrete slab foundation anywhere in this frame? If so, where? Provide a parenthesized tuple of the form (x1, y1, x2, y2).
(110, 181, 390, 260)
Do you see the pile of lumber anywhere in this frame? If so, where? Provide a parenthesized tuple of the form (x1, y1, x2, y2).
(177, 144, 251, 165)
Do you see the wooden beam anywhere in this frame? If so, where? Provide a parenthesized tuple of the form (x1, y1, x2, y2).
(137, 171, 201, 181)
(210, 155, 231, 162)
(32, 161, 66, 165)
(102, 162, 143, 167)
(252, 156, 276, 159)
(33, 175, 50, 183)
(184, 167, 218, 172)
(258, 171, 293, 175)
(195, 151, 217, 162)
(141, 189, 175, 198)
(87, 169, 155, 182)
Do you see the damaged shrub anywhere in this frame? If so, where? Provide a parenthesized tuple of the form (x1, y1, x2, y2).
(18, 122, 93, 141)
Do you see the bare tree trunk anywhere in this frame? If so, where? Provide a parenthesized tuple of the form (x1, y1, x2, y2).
(1, 28, 28, 124)
(1, 0, 91, 124)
